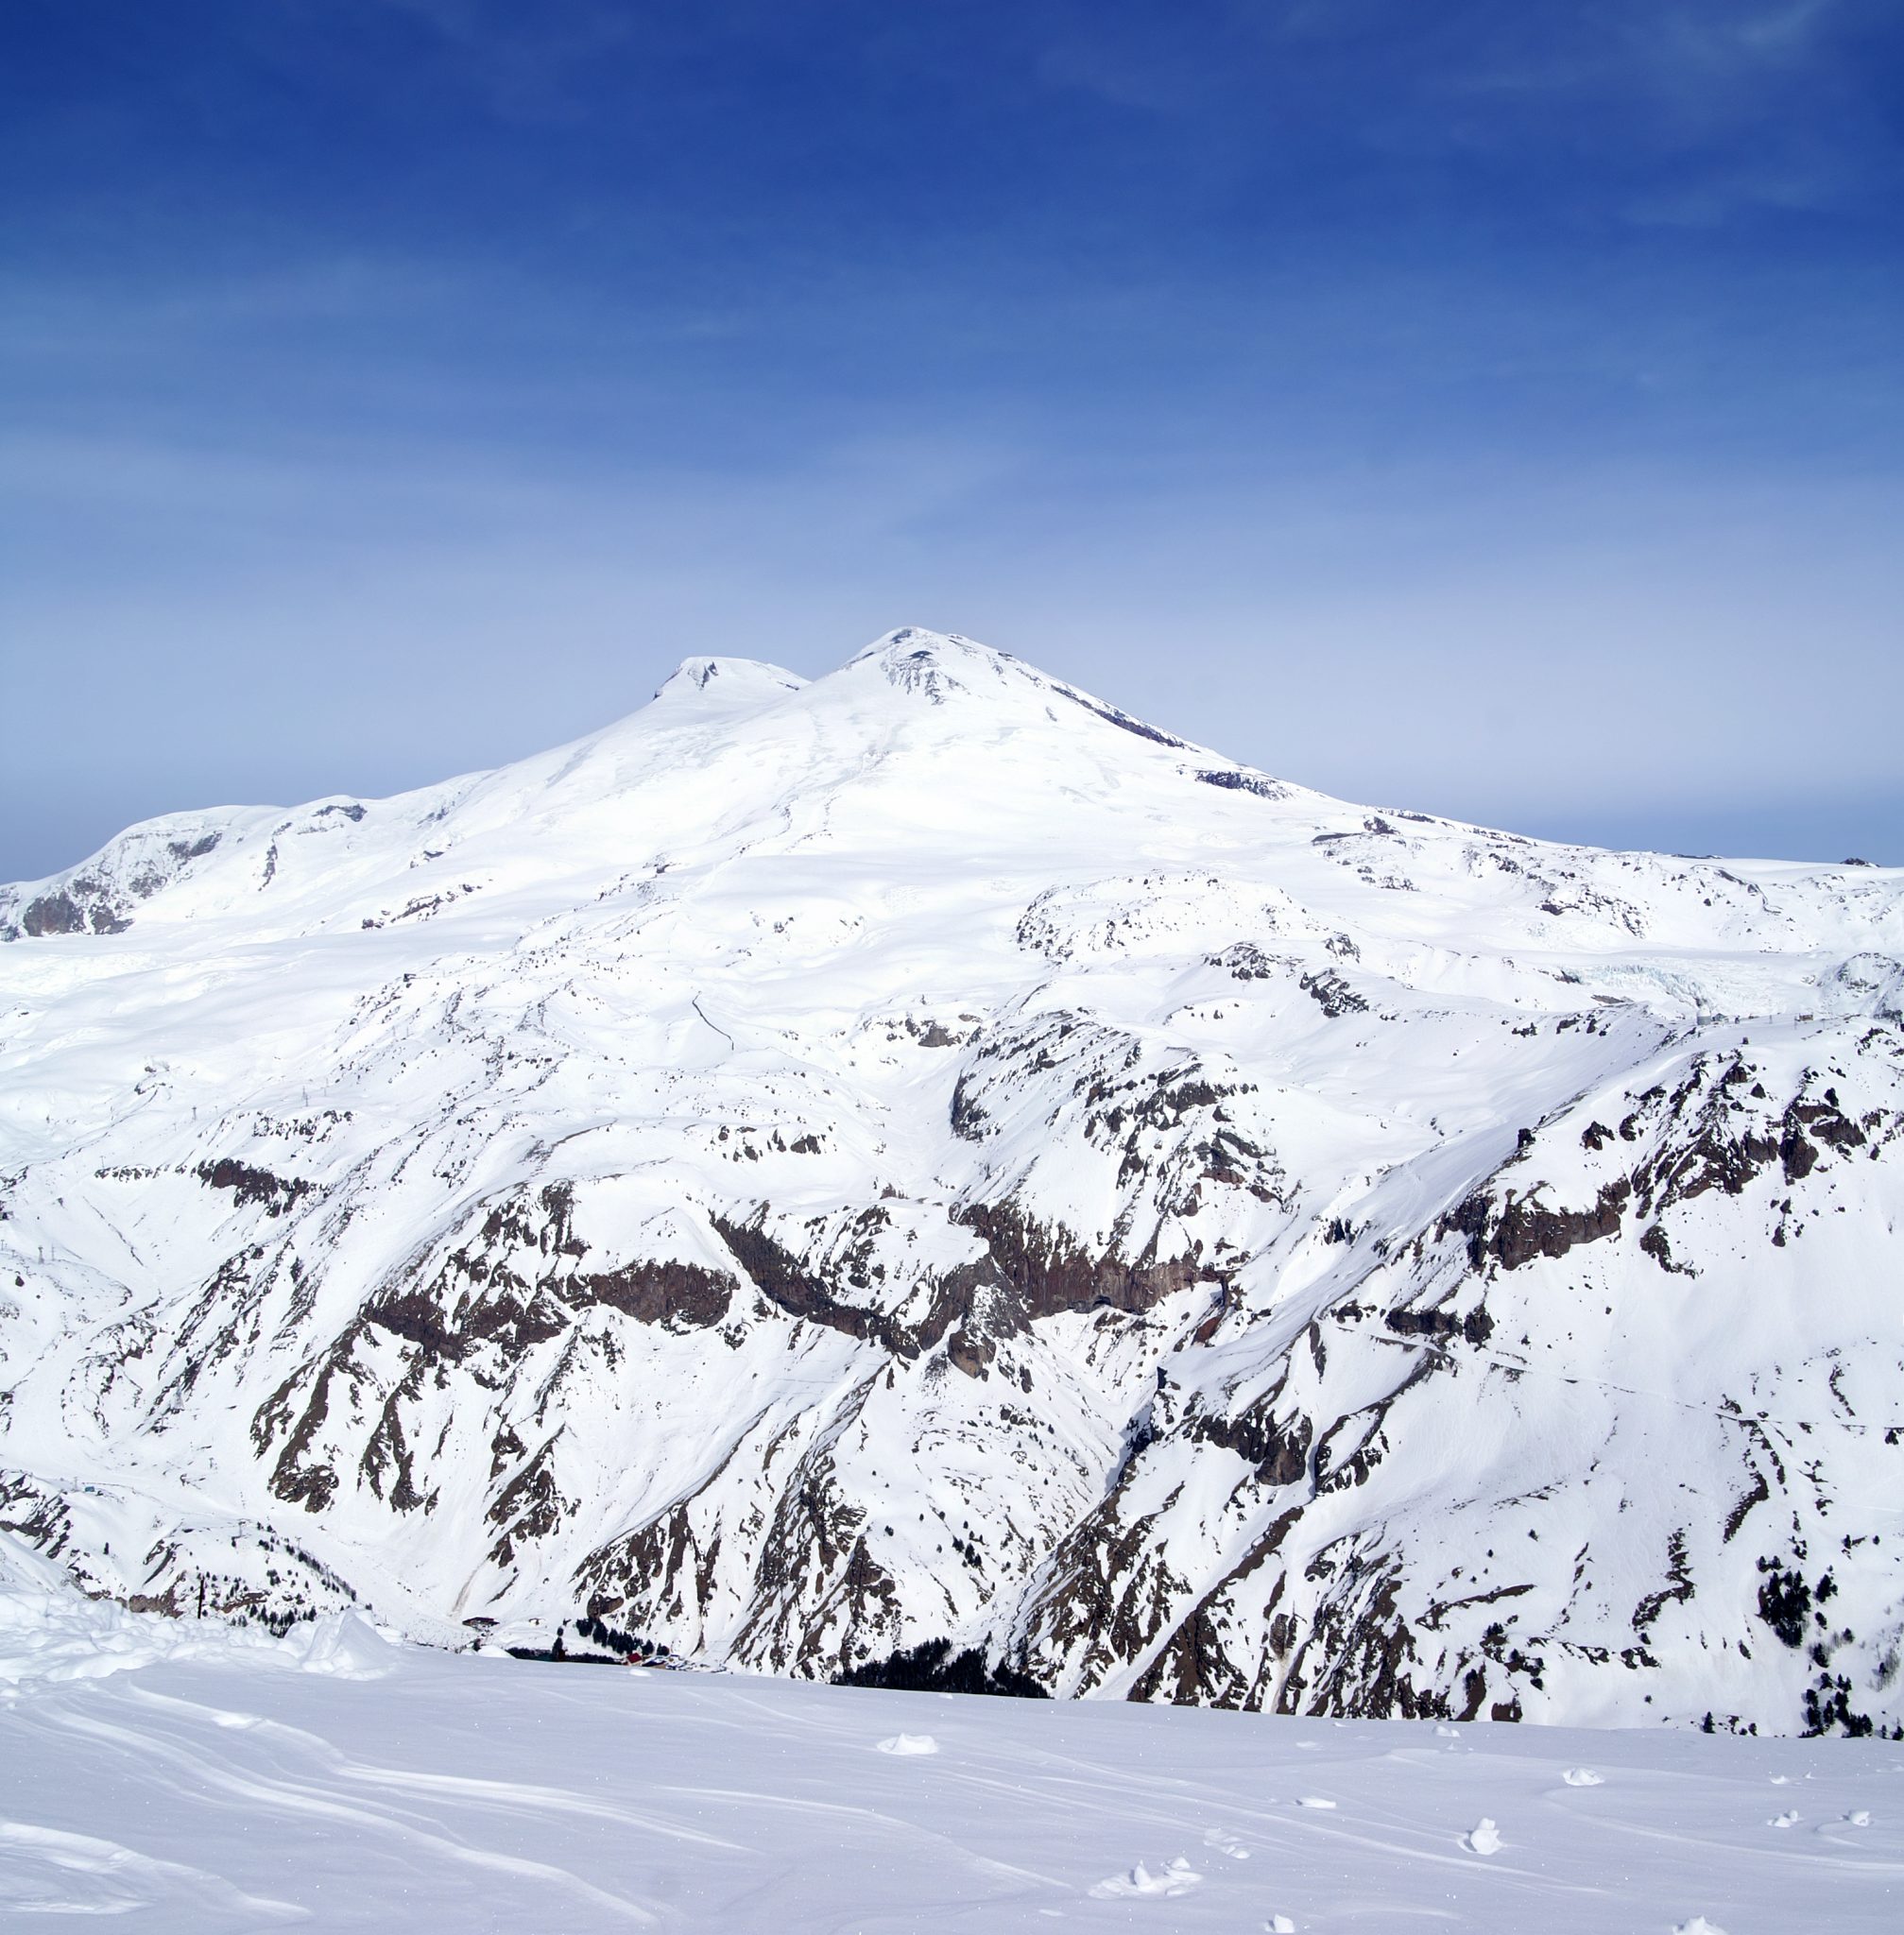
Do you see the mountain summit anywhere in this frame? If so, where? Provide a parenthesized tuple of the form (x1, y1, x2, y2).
(2, 631, 1900, 1733)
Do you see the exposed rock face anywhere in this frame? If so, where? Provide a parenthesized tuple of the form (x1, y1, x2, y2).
(952, 1200, 1214, 1323)
(3, 827, 225, 941)
(1443, 1178, 1631, 1272)
(2, 628, 1902, 1737)
(22, 893, 90, 937)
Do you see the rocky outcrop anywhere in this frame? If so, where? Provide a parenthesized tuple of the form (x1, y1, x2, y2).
(952, 1200, 1213, 1323)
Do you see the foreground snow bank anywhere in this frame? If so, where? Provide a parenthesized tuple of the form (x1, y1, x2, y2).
(1, 1558, 1897, 1932)
(0, 1531, 396, 1691)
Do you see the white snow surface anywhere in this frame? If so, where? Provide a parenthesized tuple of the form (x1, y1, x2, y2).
(2, 626, 1902, 1735)
(1, 1552, 1898, 1931)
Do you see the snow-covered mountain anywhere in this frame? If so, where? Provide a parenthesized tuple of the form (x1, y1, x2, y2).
(3, 627, 1900, 1735)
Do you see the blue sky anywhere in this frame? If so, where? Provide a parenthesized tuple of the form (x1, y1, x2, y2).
(5, 0, 1901, 878)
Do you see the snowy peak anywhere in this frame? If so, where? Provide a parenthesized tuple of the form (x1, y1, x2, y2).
(651, 655, 807, 706)
(0, 629, 1264, 945)
(850, 625, 995, 669)
(846, 626, 1060, 709)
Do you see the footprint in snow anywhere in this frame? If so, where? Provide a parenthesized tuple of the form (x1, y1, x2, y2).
(876, 1733, 938, 1755)
(1562, 1768, 1604, 1787)
(1297, 1797, 1336, 1809)
(1202, 1827, 1250, 1859)
(1266, 1918, 1297, 1932)
(1464, 1819, 1503, 1856)
(1672, 1920, 1726, 1935)
(1089, 1858, 1202, 1899)
(1770, 1810, 1799, 1828)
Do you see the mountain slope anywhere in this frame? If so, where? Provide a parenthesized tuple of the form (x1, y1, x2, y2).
(3, 627, 1900, 1734)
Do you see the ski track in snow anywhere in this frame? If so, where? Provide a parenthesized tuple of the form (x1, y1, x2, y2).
(2, 1635, 1901, 1931)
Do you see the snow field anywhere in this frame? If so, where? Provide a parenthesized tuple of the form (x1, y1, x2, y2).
(2, 1620, 1898, 1931)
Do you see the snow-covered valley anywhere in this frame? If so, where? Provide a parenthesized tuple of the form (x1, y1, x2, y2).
(2, 626, 1901, 1739)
